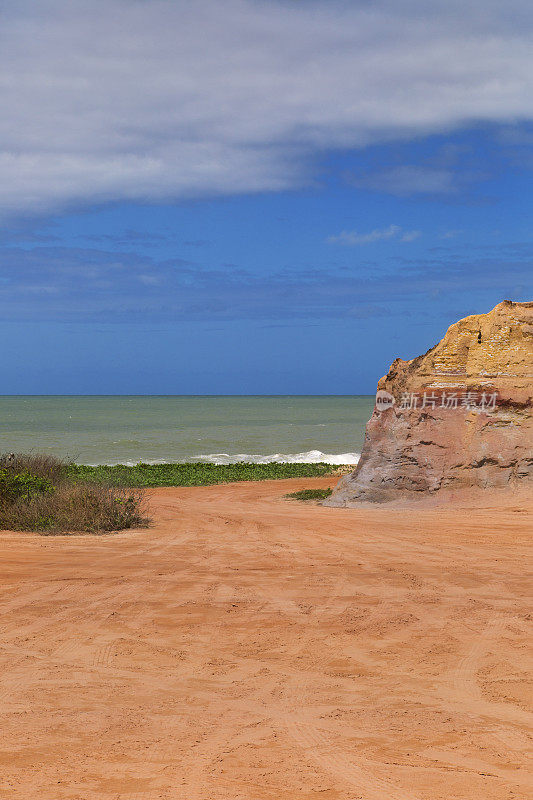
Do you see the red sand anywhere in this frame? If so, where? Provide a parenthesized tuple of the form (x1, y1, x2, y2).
(0, 478, 531, 799)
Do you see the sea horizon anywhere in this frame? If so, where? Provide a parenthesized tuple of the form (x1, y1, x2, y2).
(0, 394, 374, 466)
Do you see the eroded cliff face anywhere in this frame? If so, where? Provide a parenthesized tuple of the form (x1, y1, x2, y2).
(327, 301, 533, 505)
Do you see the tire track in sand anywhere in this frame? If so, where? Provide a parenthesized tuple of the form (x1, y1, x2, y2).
(230, 512, 415, 800)
(231, 513, 419, 800)
(278, 578, 420, 800)
(450, 610, 533, 757)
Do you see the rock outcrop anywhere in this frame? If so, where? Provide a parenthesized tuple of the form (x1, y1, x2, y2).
(327, 301, 533, 505)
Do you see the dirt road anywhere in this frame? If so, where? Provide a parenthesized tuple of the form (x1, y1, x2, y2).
(0, 478, 531, 799)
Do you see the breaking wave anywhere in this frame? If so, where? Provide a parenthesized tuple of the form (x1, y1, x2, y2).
(193, 450, 359, 465)
(87, 449, 359, 467)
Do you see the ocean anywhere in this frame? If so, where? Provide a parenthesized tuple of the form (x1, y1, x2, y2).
(0, 395, 374, 465)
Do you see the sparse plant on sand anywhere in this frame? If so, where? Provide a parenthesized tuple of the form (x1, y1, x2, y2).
(284, 487, 333, 501)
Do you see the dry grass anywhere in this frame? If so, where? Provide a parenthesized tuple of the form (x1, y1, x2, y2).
(0, 453, 149, 534)
(0, 452, 64, 483)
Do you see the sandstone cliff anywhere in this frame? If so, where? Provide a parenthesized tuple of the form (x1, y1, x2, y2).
(327, 300, 533, 505)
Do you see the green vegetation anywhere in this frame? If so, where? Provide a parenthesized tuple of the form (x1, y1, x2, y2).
(0, 454, 147, 534)
(67, 461, 338, 487)
(0, 468, 55, 503)
(0, 454, 340, 532)
(284, 487, 333, 501)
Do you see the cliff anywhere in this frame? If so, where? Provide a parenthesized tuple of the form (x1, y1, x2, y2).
(327, 300, 533, 505)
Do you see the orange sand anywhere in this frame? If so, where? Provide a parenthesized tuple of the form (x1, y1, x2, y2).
(0, 478, 531, 799)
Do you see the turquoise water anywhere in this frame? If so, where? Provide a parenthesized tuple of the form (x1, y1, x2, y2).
(0, 396, 374, 465)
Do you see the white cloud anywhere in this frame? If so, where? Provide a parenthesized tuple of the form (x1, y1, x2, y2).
(440, 230, 464, 239)
(328, 225, 421, 246)
(400, 230, 422, 243)
(1, 0, 532, 218)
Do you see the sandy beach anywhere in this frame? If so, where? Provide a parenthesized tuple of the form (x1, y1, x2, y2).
(0, 477, 531, 799)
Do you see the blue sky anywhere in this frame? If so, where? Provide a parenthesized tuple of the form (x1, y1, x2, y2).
(1, 0, 532, 394)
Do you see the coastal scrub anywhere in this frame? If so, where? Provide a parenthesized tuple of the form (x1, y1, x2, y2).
(67, 461, 339, 487)
(0, 454, 147, 534)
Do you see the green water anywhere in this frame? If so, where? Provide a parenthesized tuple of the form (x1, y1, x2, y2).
(0, 395, 374, 465)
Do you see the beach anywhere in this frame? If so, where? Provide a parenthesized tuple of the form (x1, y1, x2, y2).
(1, 477, 531, 799)
(3, 0, 532, 796)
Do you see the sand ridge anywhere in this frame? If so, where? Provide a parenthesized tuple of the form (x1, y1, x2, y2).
(0, 478, 531, 799)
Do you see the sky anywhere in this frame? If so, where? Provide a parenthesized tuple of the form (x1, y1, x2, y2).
(1, 0, 532, 394)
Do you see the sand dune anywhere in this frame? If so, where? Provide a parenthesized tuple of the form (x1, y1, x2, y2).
(0, 478, 531, 799)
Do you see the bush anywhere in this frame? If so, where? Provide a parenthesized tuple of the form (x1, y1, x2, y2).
(284, 487, 333, 501)
(0, 468, 55, 503)
(0, 453, 148, 534)
(0, 452, 64, 483)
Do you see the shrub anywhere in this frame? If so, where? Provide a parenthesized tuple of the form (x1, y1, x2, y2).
(0, 468, 55, 503)
(0, 452, 148, 534)
(0, 452, 64, 483)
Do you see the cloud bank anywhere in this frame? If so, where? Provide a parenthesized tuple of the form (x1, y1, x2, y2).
(327, 225, 421, 245)
(1, 241, 530, 323)
(1, 0, 532, 218)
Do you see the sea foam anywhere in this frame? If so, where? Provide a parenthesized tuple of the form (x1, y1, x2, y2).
(194, 449, 359, 465)
(85, 450, 359, 467)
